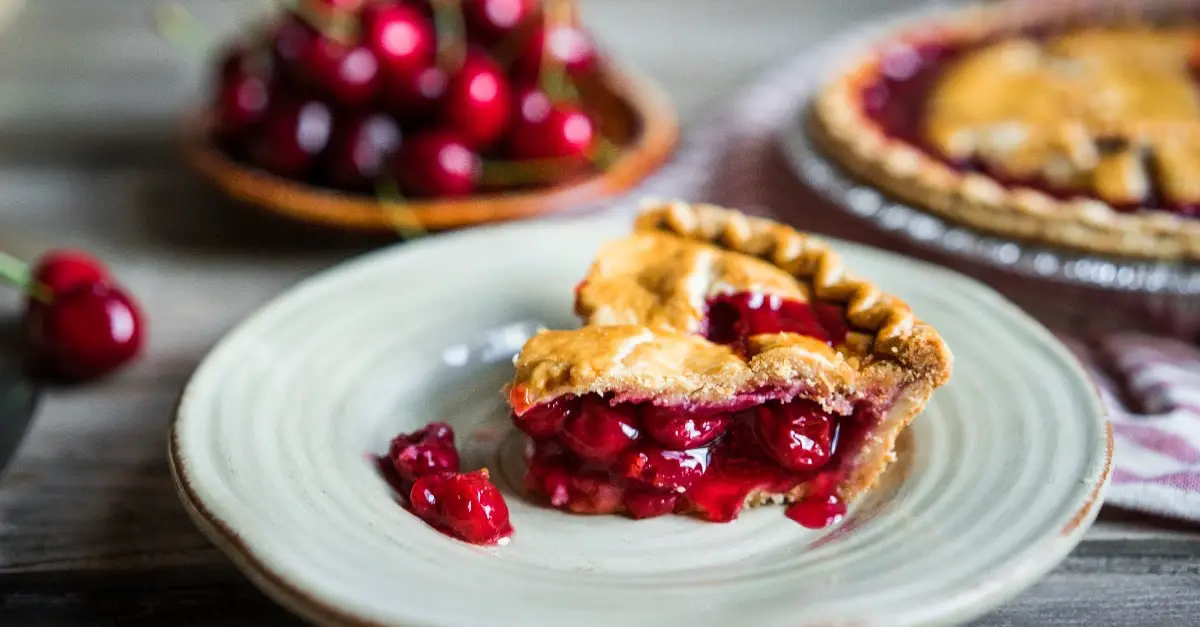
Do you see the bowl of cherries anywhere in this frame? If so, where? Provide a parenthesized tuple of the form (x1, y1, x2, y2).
(184, 0, 679, 232)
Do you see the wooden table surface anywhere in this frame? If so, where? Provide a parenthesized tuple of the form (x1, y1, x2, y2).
(1, 1, 1198, 625)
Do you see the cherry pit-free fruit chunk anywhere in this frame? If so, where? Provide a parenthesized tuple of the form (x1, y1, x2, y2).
(752, 400, 835, 472)
(513, 396, 578, 438)
(623, 489, 678, 519)
(641, 405, 730, 450)
(387, 422, 461, 482)
(558, 396, 639, 464)
(615, 446, 710, 493)
(410, 469, 513, 545)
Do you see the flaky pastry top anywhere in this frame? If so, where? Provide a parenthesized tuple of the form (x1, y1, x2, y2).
(509, 201, 953, 412)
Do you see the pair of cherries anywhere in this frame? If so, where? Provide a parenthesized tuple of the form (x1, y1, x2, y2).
(3, 250, 144, 381)
(386, 422, 513, 545)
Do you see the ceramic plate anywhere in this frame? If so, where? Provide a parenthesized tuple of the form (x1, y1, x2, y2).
(171, 213, 1112, 627)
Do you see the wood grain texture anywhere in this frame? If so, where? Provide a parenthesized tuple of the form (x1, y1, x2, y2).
(0, 0, 1198, 625)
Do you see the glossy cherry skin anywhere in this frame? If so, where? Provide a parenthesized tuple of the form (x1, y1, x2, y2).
(785, 493, 846, 529)
(362, 3, 436, 82)
(409, 469, 513, 545)
(615, 446, 710, 493)
(271, 13, 319, 82)
(513, 396, 578, 438)
(512, 23, 598, 83)
(623, 490, 678, 519)
(395, 130, 480, 197)
(440, 51, 512, 149)
(388, 422, 460, 482)
(463, 0, 532, 43)
(321, 112, 402, 191)
(752, 401, 835, 472)
(507, 89, 595, 160)
(248, 95, 334, 178)
(382, 65, 448, 122)
(558, 396, 639, 464)
(26, 282, 144, 381)
(212, 50, 272, 146)
(27, 250, 109, 307)
(641, 405, 730, 450)
(302, 37, 380, 107)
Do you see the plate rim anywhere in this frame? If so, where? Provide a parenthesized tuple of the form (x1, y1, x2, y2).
(169, 214, 1114, 627)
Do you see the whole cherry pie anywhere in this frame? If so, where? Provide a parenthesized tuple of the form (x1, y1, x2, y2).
(812, 1, 1200, 261)
(505, 201, 953, 526)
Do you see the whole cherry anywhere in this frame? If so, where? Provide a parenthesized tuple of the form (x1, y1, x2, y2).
(0, 249, 143, 382)
(271, 13, 320, 82)
(463, 0, 532, 44)
(409, 469, 513, 545)
(361, 3, 436, 81)
(212, 49, 272, 147)
(507, 89, 595, 160)
(381, 65, 448, 122)
(26, 250, 108, 310)
(395, 129, 481, 197)
(512, 23, 598, 83)
(248, 94, 334, 178)
(387, 422, 460, 482)
(321, 112, 402, 191)
(301, 37, 381, 107)
(22, 277, 145, 382)
(440, 51, 512, 149)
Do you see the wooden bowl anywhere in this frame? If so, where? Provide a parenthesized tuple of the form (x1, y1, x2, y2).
(183, 64, 678, 232)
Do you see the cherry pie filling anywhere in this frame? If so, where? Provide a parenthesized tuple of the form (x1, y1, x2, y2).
(512, 293, 889, 527)
(858, 33, 1200, 217)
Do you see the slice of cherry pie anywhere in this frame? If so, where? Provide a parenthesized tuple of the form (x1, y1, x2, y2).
(812, 1, 1200, 260)
(506, 201, 953, 526)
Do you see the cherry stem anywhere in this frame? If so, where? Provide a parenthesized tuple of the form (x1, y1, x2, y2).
(375, 178, 427, 241)
(538, 0, 573, 102)
(0, 251, 49, 302)
(588, 135, 620, 169)
(152, 3, 214, 54)
(430, 0, 467, 73)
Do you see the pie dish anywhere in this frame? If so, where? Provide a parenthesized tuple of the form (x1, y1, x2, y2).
(812, 1, 1200, 261)
(507, 201, 953, 524)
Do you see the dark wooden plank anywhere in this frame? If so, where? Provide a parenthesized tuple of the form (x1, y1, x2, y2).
(0, 567, 303, 627)
(0, 388, 224, 573)
(0, 546, 1198, 627)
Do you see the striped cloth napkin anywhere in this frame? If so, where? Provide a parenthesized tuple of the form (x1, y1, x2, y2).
(631, 37, 1200, 523)
(1065, 335, 1200, 521)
